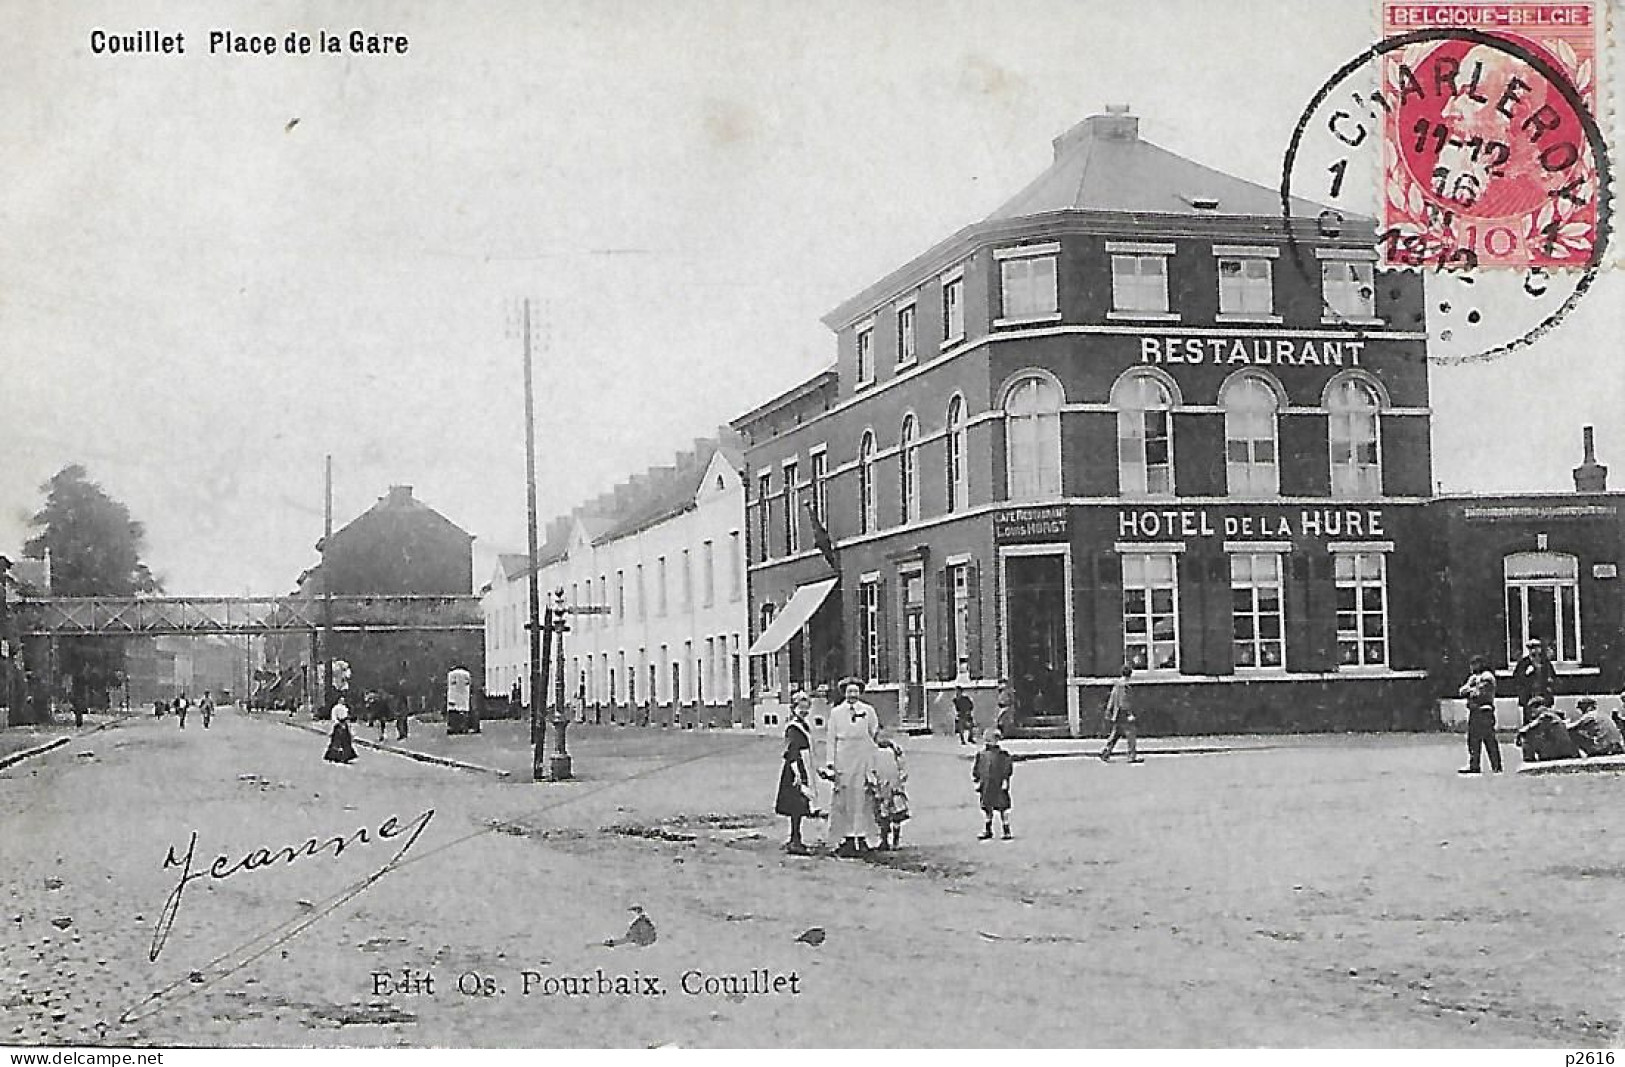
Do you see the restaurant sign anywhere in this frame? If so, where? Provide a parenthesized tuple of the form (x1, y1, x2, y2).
(995, 505, 1070, 543)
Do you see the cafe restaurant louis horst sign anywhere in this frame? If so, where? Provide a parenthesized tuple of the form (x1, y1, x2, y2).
(995, 506, 1070, 543)
(1117, 507, 1387, 540)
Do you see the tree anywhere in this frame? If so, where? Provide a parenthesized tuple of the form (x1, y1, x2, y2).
(24, 465, 161, 709)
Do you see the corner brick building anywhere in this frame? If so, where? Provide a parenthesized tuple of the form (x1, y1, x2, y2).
(734, 109, 1437, 736)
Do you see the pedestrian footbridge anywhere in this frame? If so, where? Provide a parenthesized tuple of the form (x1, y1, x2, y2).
(10, 594, 481, 636)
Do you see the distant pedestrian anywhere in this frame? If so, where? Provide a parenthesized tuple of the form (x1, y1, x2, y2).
(176, 695, 189, 730)
(952, 686, 976, 745)
(994, 681, 1014, 735)
(972, 728, 1013, 840)
(394, 693, 410, 740)
(365, 691, 388, 741)
(1566, 697, 1624, 758)
(870, 729, 910, 850)
(1457, 655, 1502, 774)
(774, 691, 816, 855)
(1515, 703, 1579, 762)
(200, 694, 213, 729)
(153, 700, 164, 718)
(324, 701, 357, 764)
(1512, 638, 1557, 759)
(1098, 665, 1142, 763)
(72, 696, 84, 729)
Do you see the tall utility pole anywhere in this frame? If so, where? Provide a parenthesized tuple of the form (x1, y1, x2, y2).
(523, 298, 547, 780)
(321, 454, 334, 716)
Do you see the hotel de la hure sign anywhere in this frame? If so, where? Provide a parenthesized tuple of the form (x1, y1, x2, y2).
(994, 506, 1390, 543)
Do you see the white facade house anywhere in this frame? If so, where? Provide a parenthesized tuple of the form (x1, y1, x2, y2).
(481, 436, 751, 726)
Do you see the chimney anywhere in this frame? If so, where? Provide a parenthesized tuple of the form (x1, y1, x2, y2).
(1052, 105, 1138, 161)
(387, 485, 413, 505)
(1573, 426, 1608, 492)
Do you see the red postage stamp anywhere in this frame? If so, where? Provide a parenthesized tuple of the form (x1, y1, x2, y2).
(1378, 2, 1603, 269)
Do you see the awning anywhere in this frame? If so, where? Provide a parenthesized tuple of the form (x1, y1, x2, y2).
(747, 577, 838, 656)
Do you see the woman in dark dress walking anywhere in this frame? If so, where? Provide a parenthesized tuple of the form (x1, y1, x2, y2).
(324, 700, 358, 764)
(774, 691, 816, 854)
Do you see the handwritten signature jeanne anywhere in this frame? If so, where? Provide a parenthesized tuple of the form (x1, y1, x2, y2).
(149, 807, 436, 962)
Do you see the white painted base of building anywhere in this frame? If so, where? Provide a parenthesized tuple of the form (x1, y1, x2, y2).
(1437, 695, 1620, 731)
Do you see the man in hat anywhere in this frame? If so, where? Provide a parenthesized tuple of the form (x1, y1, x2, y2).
(1515, 700, 1581, 762)
(1566, 697, 1624, 758)
(1511, 638, 1558, 760)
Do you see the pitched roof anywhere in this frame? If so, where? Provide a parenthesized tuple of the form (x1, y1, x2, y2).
(326, 485, 473, 550)
(985, 110, 1336, 221)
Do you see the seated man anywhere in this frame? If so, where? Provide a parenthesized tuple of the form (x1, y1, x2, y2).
(1567, 697, 1625, 758)
(1515, 704, 1582, 762)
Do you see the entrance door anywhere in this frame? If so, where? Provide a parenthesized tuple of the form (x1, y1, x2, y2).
(900, 571, 927, 730)
(1004, 553, 1068, 723)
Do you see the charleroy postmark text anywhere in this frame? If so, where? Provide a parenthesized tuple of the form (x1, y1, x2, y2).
(373, 966, 803, 1000)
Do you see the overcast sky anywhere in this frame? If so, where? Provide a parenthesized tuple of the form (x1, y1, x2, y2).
(5, 0, 1622, 596)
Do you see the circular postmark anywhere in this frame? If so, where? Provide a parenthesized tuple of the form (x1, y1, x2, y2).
(1281, 26, 1611, 365)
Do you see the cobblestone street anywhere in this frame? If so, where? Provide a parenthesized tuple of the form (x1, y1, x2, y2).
(3, 708, 1622, 1047)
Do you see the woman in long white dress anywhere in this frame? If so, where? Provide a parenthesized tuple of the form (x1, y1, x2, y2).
(824, 677, 881, 857)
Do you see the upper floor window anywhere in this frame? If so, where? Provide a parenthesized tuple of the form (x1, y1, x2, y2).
(856, 323, 874, 386)
(727, 533, 741, 601)
(657, 556, 668, 615)
(997, 245, 1058, 321)
(1112, 371, 1175, 498)
(809, 449, 828, 525)
(899, 415, 919, 524)
(946, 395, 968, 512)
(859, 431, 877, 533)
(1109, 247, 1170, 314)
(1222, 374, 1280, 497)
(942, 269, 965, 344)
(1322, 258, 1376, 320)
(1218, 255, 1275, 316)
(755, 471, 772, 560)
(1003, 374, 1063, 501)
(896, 302, 917, 366)
(783, 461, 801, 554)
(1328, 376, 1382, 498)
(702, 540, 715, 607)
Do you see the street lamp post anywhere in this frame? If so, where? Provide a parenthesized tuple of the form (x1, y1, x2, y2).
(523, 298, 549, 780)
(547, 588, 572, 781)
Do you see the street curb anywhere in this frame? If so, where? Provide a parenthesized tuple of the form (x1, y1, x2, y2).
(1516, 754, 1625, 775)
(262, 714, 513, 778)
(1009, 745, 1279, 763)
(0, 716, 125, 772)
(0, 735, 72, 771)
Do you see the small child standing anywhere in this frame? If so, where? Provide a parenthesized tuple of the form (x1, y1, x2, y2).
(870, 731, 910, 850)
(952, 686, 976, 745)
(972, 728, 1014, 840)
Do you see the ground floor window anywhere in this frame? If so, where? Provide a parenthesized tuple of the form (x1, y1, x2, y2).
(1231, 552, 1285, 669)
(1122, 551, 1179, 671)
(1505, 552, 1580, 664)
(860, 579, 881, 683)
(1335, 551, 1388, 667)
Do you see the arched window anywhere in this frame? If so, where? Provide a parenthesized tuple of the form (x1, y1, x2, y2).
(1112, 371, 1175, 497)
(859, 430, 877, 533)
(1222, 374, 1280, 497)
(946, 395, 968, 512)
(899, 414, 919, 523)
(1003, 374, 1062, 501)
(1505, 552, 1581, 664)
(1328, 376, 1382, 498)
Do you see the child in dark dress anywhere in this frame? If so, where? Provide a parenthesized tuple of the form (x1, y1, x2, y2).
(972, 729, 1014, 840)
(774, 692, 816, 854)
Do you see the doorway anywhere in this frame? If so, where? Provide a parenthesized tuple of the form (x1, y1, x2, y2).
(1003, 552, 1068, 724)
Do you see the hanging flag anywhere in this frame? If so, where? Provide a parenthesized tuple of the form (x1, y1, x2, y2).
(806, 501, 838, 574)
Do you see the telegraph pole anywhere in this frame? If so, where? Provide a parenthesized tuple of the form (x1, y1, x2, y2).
(322, 454, 334, 716)
(523, 298, 548, 780)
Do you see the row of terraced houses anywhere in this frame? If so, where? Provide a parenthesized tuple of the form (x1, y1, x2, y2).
(481, 109, 1625, 737)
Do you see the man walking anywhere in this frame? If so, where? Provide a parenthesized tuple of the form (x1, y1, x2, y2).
(1098, 665, 1142, 764)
